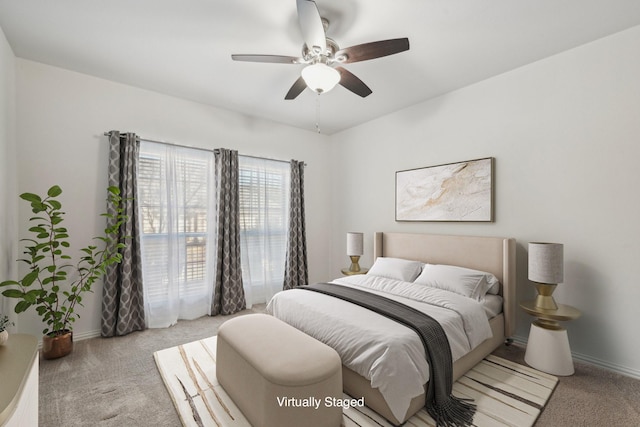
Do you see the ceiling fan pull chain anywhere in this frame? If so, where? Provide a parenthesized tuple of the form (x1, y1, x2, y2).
(315, 93, 321, 134)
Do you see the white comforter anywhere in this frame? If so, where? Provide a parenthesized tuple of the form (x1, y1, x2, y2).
(265, 275, 493, 421)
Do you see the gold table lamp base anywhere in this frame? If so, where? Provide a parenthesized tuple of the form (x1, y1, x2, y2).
(348, 255, 361, 273)
(533, 282, 558, 310)
(341, 256, 368, 276)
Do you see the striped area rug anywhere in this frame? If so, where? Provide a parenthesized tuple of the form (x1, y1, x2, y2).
(154, 337, 557, 427)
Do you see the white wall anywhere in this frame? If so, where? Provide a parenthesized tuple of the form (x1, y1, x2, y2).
(7, 22, 640, 377)
(0, 24, 17, 328)
(329, 25, 640, 377)
(14, 59, 332, 339)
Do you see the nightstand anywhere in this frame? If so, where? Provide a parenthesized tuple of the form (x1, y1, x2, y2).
(520, 300, 581, 376)
(340, 268, 368, 276)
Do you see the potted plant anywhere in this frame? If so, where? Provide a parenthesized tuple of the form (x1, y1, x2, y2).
(0, 185, 127, 359)
(0, 314, 14, 345)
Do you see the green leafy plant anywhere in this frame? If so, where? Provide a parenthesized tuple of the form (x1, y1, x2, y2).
(0, 314, 13, 332)
(0, 185, 127, 336)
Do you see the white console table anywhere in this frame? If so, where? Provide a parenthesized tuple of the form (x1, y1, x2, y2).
(0, 334, 39, 427)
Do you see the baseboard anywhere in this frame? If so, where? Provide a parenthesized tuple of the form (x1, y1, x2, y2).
(36, 329, 102, 349)
(72, 329, 102, 341)
(571, 351, 640, 380)
(511, 335, 640, 380)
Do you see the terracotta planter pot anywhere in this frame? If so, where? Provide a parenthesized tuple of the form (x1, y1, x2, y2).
(42, 330, 73, 359)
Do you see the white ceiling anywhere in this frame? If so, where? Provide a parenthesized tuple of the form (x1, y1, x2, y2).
(1, 0, 640, 134)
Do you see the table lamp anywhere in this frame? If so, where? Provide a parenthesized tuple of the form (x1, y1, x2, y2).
(346, 232, 364, 273)
(528, 242, 563, 310)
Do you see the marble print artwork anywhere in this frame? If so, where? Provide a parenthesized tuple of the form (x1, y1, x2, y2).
(396, 158, 493, 221)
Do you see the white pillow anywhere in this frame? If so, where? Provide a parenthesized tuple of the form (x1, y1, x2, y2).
(367, 257, 424, 282)
(413, 264, 501, 301)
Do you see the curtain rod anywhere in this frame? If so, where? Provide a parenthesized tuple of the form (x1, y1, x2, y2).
(103, 131, 305, 166)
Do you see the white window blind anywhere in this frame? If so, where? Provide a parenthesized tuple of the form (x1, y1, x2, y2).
(239, 156, 290, 306)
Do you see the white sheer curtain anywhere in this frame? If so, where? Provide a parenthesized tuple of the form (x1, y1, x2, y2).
(137, 141, 216, 328)
(238, 156, 290, 307)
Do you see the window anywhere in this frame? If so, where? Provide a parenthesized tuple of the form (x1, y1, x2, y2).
(137, 142, 215, 327)
(137, 142, 290, 326)
(238, 156, 290, 305)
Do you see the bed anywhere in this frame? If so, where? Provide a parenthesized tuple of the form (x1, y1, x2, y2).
(267, 232, 516, 425)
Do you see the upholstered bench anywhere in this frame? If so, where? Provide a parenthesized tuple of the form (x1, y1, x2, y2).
(217, 313, 343, 427)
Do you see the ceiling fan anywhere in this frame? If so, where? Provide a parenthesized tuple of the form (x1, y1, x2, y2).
(231, 0, 410, 100)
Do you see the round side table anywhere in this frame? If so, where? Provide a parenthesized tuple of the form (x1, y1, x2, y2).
(520, 300, 581, 376)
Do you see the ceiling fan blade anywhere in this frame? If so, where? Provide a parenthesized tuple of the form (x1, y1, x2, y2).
(335, 38, 410, 64)
(231, 54, 302, 64)
(296, 0, 326, 53)
(285, 76, 308, 100)
(336, 67, 372, 98)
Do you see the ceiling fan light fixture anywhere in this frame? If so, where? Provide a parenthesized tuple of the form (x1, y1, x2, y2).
(301, 62, 340, 94)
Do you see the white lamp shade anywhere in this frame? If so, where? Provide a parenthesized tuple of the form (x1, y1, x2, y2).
(301, 63, 340, 94)
(528, 242, 564, 284)
(346, 232, 364, 256)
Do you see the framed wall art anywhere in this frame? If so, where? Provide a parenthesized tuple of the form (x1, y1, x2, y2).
(395, 157, 494, 222)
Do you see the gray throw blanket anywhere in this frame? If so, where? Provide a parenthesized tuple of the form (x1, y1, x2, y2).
(301, 282, 475, 427)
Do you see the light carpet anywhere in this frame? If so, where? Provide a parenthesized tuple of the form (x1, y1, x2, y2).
(154, 336, 557, 427)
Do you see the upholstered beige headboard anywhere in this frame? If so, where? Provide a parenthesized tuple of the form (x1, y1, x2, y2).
(373, 232, 516, 337)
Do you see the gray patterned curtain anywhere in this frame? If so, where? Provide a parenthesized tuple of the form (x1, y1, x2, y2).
(211, 148, 246, 315)
(283, 160, 308, 290)
(101, 131, 146, 337)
